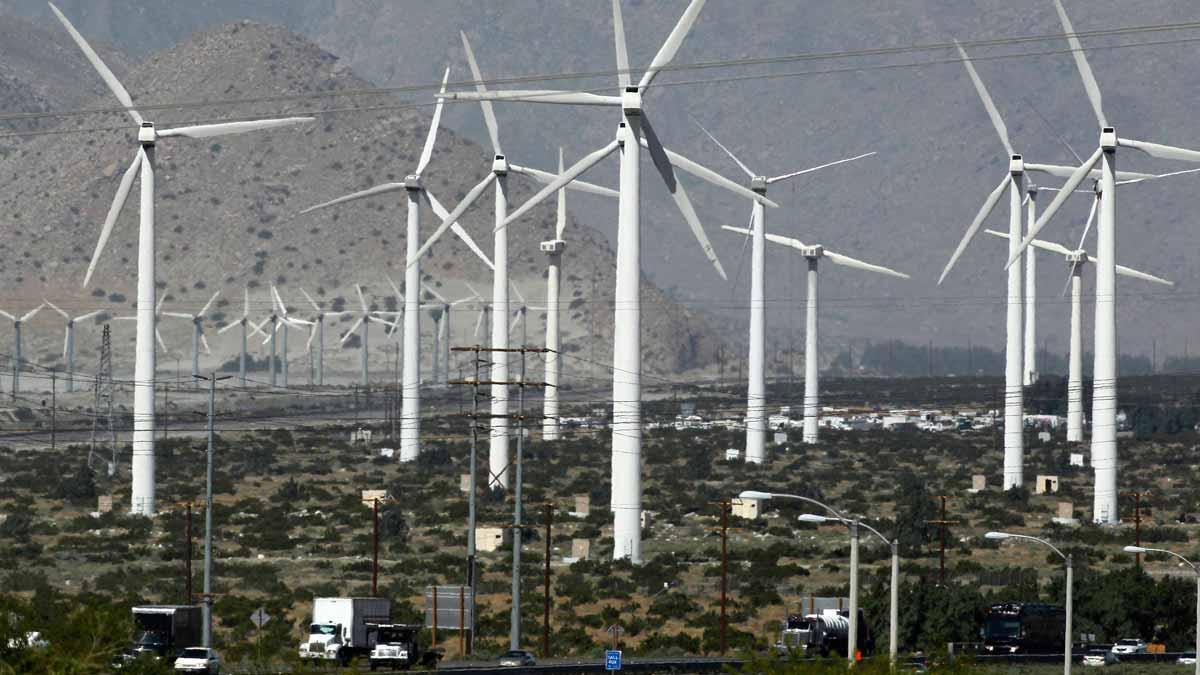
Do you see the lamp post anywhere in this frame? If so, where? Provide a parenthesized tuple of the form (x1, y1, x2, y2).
(987, 532, 1072, 675)
(741, 490, 863, 664)
(1124, 545, 1199, 675)
(801, 514, 898, 665)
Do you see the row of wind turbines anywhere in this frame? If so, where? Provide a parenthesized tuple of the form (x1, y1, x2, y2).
(42, 0, 1194, 556)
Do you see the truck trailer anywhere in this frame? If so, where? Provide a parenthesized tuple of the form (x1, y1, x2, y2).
(299, 597, 391, 665)
(778, 609, 873, 658)
(122, 605, 202, 665)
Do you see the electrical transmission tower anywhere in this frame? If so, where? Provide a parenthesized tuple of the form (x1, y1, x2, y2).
(89, 324, 117, 476)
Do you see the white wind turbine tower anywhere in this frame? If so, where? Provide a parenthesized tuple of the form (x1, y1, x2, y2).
(301, 68, 493, 464)
(44, 301, 102, 393)
(723, 226, 907, 443)
(1009, 0, 1200, 522)
(417, 282, 474, 386)
(542, 149, 570, 441)
(0, 303, 45, 394)
(410, 33, 618, 491)
(51, 2, 313, 516)
(438, 0, 777, 561)
(338, 285, 383, 389)
(216, 288, 268, 386)
(695, 121, 874, 460)
(986, 225, 1172, 443)
(267, 285, 314, 388)
(298, 288, 349, 387)
(161, 291, 220, 386)
(938, 38, 1151, 492)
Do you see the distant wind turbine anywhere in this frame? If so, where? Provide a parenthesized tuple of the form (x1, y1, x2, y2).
(0, 303, 45, 395)
(44, 301, 102, 393)
(298, 289, 350, 387)
(215, 288, 269, 386)
(161, 291, 220, 386)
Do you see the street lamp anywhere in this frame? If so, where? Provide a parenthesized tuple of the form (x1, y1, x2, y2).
(986, 532, 1073, 675)
(802, 514, 899, 666)
(1124, 545, 1199, 675)
(740, 490, 862, 664)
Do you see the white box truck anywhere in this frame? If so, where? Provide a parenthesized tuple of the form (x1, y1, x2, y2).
(298, 597, 391, 665)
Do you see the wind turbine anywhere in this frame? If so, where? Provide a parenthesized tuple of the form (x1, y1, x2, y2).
(411, 33, 619, 491)
(267, 285, 314, 389)
(437, 0, 775, 562)
(723, 226, 907, 443)
(695, 122, 874, 462)
(987, 225, 1172, 443)
(50, 2, 313, 516)
(937, 38, 1152, 492)
(418, 281, 473, 386)
(44, 302, 102, 393)
(300, 68, 493, 465)
(337, 285, 399, 390)
(216, 288, 268, 386)
(0, 303, 45, 395)
(1008, 0, 1200, 523)
(161, 291, 220, 386)
(298, 289, 349, 387)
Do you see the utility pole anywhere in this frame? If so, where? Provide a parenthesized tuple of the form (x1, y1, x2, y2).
(452, 346, 550, 653)
(448, 346, 484, 654)
(1122, 490, 1149, 569)
(542, 501, 553, 659)
(185, 502, 193, 604)
(49, 370, 56, 451)
(926, 495, 957, 585)
(372, 497, 380, 595)
(708, 498, 732, 654)
(195, 372, 230, 649)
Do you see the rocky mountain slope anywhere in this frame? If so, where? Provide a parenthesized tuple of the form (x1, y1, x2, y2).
(0, 20, 718, 381)
(4, 1, 1200, 366)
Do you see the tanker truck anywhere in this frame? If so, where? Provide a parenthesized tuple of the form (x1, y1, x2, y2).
(778, 608, 873, 658)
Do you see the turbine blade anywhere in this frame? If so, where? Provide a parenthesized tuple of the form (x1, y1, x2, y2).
(356, 285, 368, 313)
(20, 303, 44, 323)
(766, 152, 876, 185)
(155, 328, 167, 353)
(509, 312, 522, 334)
(425, 190, 496, 270)
(161, 312, 194, 320)
(63, 329, 69, 360)
(441, 90, 622, 106)
(200, 333, 212, 355)
(298, 182, 406, 215)
(305, 324, 317, 352)
(341, 317, 365, 345)
(612, 0, 632, 88)
(1115, 264, 1173, 287)
(301, 288, 321, 312)
(199, 290, 220, 317)
(764, 231, 809, 250)
(556, 148, 568, 240)
(75, 310, 103, 323)
(638, 136, 779, 207)
(1025, 162, 1156, 182)
(416, 67, 450, 175)
(499, 140, 620, 231)
(389, 275, 405, 300)
(243, 287, 250, 318)
(824, 250, 910, 279)
(155, 294, 166, 314)
(1060, 261, 1079, 298)
(693, 117, 755, 178)
(985, 229, 1074, 256)
(47, 2, 143, 125)
(954, 40, 1013, 156)
(271, 285, 286, 316)
(508, 164, 620, 198)
(421, 281, 447, 304)
(1076, 195, 1099, 250)
(510, 283, 526, 305)
(460, 32, 502, 156)
(639, 0, 707, 91)
(642, 114, 725, 279)
(44, 301, 68, 319)
(1009, 147, 1104, 269)
(1053, 0, 1108, 128)
(158, 117, 313, 139)
(1120, 138, 1200, 163)
(0, 310, 14, 322)
(937, 174, 1010, 285)
(83, 148, 141, 288)
(474, 309, 485, 338)
(248, 317, 270, 340)
(216, 321, 239, 335)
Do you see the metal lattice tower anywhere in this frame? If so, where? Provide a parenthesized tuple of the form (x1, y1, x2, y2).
(89, 324, 117, 476)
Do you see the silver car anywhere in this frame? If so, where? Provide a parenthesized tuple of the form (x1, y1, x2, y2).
(498, 649, 537, 667)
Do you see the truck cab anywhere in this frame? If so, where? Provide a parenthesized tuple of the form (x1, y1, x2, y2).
(300, 623, 345, 661)
(368, 624, 421, 670)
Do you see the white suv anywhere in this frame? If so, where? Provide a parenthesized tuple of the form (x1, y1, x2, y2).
(174, 647, 220, 674)
(1110, 638, 1146, 655)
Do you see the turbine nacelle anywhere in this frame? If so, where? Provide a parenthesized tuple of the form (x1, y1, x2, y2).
(1101, 127, 1117, 150)
(540, 239, 566, 254)
(404, 174, 423, 190)
(1008, 154, 1024, 175)
(800, 245, 824, 259)
(750, 176, 768, 193)
(621, 87, 642, 116)
(1066, 251, 1089, 265)
(492, 154, 509, 175)
(138, 121, 155, 144)
(1026, 182, 1038, 197)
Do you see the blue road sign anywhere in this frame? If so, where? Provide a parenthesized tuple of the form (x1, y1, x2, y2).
(605, 650, 622, 671)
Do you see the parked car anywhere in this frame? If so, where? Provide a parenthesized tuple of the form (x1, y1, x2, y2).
(498, 650, 537, 667)
(1082, 648, 1117, 667)
(173, 647, 220, 674)
(1110, 638, 1147, 655)
(1178, 652, 1197, 666)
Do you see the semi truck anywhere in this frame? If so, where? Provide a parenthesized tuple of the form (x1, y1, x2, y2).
(367, 623, 440, 670)
(299, 597, 391, 665)
(778, 609, 874, 658)
(119, 605, 202, 665)
(982, 602, 1066, 654)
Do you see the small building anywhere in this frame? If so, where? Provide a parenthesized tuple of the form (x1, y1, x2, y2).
(571, 494, 590, 518)
(351, 428, 372, 443)
(476, 526, 509, 553)
(378, 447, 395, 459)
(1069, 453, 1085, 467)
(460, 474, 472, 494)
(361, 489, 389, 507)
(570, 538, 591, 561)
(1035, 475, 1060, 494)
(1053, 501, 1078, 525)
(724, 447, 741, 461)
(969, 475, 987, 493)
(731, 497, 761, 520)
(640, 511, 653, 529)
(97, 495, 114, 514)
